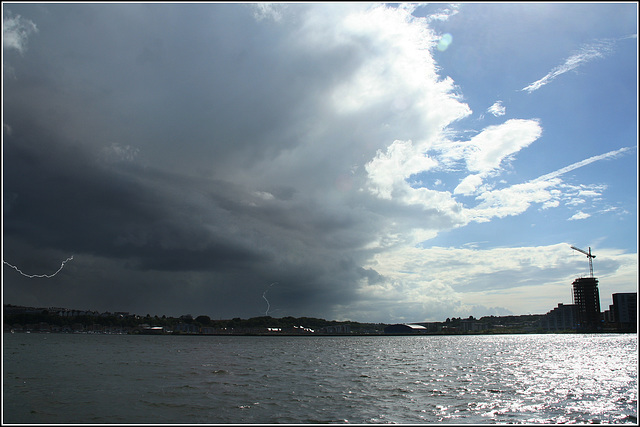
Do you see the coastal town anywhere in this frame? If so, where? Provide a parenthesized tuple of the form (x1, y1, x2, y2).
(3, 294, 636, 336)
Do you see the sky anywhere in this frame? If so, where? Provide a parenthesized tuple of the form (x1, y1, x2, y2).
(2, 2, 638, 323)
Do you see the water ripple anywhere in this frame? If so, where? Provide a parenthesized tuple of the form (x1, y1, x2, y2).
(2, 333, 637, 424)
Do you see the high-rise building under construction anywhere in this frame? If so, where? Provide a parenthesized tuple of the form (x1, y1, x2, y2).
(572, 277, 601, 330)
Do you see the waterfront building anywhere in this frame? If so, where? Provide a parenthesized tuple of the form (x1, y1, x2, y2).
(541, 303, 577, 331)
(612, 292, 637, 331)
(460, 318, 491, 332)
(139, 326, 164, 334)
(174, 322, 199, 333)
(572, 277, 601, 330)
(319, 324, 351, 334)
(603, 305, 616, 323)
(384, 324, 427, 334)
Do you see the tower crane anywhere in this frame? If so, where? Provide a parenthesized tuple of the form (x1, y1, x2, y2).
(571, 246, 595, 277)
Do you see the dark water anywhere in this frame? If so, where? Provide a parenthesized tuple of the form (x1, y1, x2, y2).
(2, 333, 637, 424)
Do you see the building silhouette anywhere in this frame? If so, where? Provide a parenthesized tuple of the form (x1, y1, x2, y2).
(541, 303, 577, 331)
(612, 292, 637, 332)
(384, 324, 427, 334)
(572, 277, 601, 330)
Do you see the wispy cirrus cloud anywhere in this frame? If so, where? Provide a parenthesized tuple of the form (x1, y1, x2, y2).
(531, 146, 632, 182)
(464, 147, 633, 223)
(424, 3, 460, 23)
(521, 38, 615, 93)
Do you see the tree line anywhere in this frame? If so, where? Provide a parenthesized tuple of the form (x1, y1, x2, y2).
(3, 307, 385, 333)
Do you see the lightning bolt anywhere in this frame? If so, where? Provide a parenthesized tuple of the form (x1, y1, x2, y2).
(3, 256, 74, 278)
(262, 282, 278, 316)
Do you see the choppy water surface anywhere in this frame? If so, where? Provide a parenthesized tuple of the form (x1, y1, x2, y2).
(3, 333, 637, 424)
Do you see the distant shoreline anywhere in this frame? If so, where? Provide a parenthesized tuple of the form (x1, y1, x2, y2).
(4, 303, 636, 335)
(6, 330, 634, 337)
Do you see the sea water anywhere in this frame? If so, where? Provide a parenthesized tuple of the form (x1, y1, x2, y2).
(2, 333, 637, 424)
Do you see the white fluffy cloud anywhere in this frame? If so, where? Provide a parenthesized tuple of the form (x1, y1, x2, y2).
(467, 179, 560, 222)
(3, 11, 37, 53)
(454, 174, 483, 196)
(357, 242, 638, 321)
(569, 211, 591, 221)
(366, 117, 543, 214)
(366, 140, 439, 199)
(487, 101, 506, 117)
(461, 119, 542, 174)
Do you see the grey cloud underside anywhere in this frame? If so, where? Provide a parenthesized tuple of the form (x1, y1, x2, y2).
(2, 115, 385, 317)
(3, 136, 373, 269)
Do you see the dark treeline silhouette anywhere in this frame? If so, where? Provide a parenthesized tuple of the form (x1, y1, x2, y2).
(3, 305, 386, 334)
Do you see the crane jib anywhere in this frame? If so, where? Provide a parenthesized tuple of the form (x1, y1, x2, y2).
(571, 246, 595, 258)
(571, 246, 596, 277)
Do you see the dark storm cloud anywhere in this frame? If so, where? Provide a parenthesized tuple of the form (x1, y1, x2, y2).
(3, 124, 376, 317)
(3, 127, 376, 267)
(3, 3, 474, 321)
